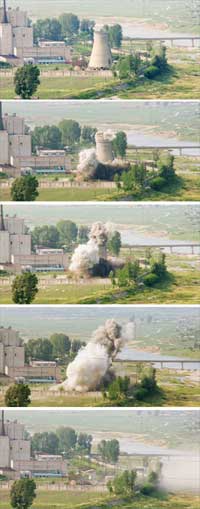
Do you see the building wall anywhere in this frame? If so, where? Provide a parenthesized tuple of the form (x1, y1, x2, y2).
(4, 346, 25, 370)
(10, 439, 31, 462)
(13, 26, 33, 50)
(3, 115, 25, 135)
(9, 234, 32, 258)
(9, 134, 32, 159)
(0, 23, 13, 55)
(0, 436, 10, 468)
(0, 131, 9, 164)
(13, 457, 67, 474)
(16, 45, 72, 61)
(0, 231, 10, 263)
(0, 328, 20, 347)
(12, 154, 69, 170)
(4, 421, 26, 440)
(6, 7, 28, 27)
(12, 252, 69, 268)
(0, 343, 4, 373)
(4, 217, 26, 235)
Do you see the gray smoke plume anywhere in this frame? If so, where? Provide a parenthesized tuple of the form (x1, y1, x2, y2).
(77, 148, 98, 178)
(59, 319, 135, 392)
(69, 221, 116, 276)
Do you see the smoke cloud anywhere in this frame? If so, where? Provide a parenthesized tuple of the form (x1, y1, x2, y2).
(77, 148, 98, 178)
(69, 221, 117, 276)
(59, 319, 135, 392)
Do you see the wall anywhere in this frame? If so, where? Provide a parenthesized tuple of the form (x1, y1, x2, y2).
(0, 131, 9, 164)
(0, 231, 10, 264)
(0, 23, 13, 55)
(9, 134, 32, 159)
(0, 436, 10, 468)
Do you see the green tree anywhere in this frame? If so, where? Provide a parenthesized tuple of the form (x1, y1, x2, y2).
(81, 126, 97, 144)
(59, 119, 81, 146)
(14, 65, 40, 99)
(31, 432, 59, 455)
(10, 479, 36, 509)
(32, 225, 60, 249)
(25, 338, 53, 363)
(157, 152, 175, 180)
(106, 376, 131, 403)
(107, 231, 121, 256)
(113, 131, 127, 158)
(32, 125, 62, 152)
(122, 163, 147, 192)
(71, 339, 85, 354)
(80, 19, 95, 38)
(11, 175, 39, 202)
(57, 427, 77, 454)
(12, 273, 38, 304)
(150, 253, 167, 279)
(110, 470, 137, 496)
(33, 18, 62, 43)
(77, 433, 93, 454)
(115, 261, 140, 288)
(57, 220, 78, 245)
(50, 333, 71, 359)
(59, 13, 80, 37)
(77, 225, 89, 244)
(98, 439, 120, 464)
(117, 54, 141, 79)
(106, 24, 122, 48)
(5, 384, 31, 407)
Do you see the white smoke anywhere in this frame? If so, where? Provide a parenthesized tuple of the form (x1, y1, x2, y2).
(60, 319, 135, 392)
(69, 221, 116, 276)
(77, 148, 98, 178)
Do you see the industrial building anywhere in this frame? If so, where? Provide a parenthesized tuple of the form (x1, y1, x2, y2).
(0, 326, 61, 381)
(95, 132, 114, 164)
(89, 28, 112, 70)
(0, 102, 70, 177)
(0, 205, 69, 273)
(0, 0, 72, 65)
(0, 411, 68, 479)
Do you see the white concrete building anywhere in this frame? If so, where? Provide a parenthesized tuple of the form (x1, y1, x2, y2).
(89, 29, 112, 70)
(0, 0, 72, 65)
(0, 102, 32, 169)
(0, 411, 68, 479)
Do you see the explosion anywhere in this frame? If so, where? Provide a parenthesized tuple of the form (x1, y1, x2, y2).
(69, 221, 117, 277)
(59, 319, 135, 392)
(77, 148, 98, 178)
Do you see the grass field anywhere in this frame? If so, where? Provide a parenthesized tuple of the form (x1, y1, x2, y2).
(0, 47, 199, 99)
(0, 265, 199, 304)
(1, 174, 199, 202)
(0, 490, 199, 509)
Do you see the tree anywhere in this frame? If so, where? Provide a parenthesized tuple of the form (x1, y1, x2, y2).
(57, 427, 77, 454)
(122, 163, 147, 192)
(10, 479, 36, 509)
(25, 338, 53, 363)
(107, 231, 121, 256)
(71, 339, 85, 354)
(5, 384, 31, 407)
(59, 119, 81, 146)
(115, 261, 140, 288)
(31, 432, 59, 455)
(80, 19, 95, 38)
(157, 152, 175, 180)
(33, 18, 62, 43)
(109, 470, 137, 496)
(32, 225, 60, 249)
(11, 175, 39, 202)
(81, 126, 97, 144)
(12, 273, 38, 304)
(77, 433, 93, 454)
(32, 125, 62, 152)
(14, 65, 40, 99)
(77, 225, 89, 244)
(98, 439, 120, 464)
(57, 220, 78, 245)
(113, 132, 127, 158)
(106, 24, 122, 48)
(59, 13, 80, 37)
(150, 253, 167, 279)
(50, 333, 71, 359)
(106, 376, 131, 403)
(117, 54, 141, 79)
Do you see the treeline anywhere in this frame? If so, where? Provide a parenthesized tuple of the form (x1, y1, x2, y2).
(31, 121, 97, 152)
(31, 427, 120, 464)
(115, 153, 176, 196)
(103, 367, 164, 406)
(116, 45, 168, 81)
(111, 251, 168, 290)
(108, 467, 162, 498)
(33, 12, 123, 48)
(25, 333, 85, 364)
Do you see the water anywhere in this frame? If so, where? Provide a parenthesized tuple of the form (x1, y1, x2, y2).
(127, 131, 200, 156)
(118, 347, 200, 370)
(120, 230, 200, 254)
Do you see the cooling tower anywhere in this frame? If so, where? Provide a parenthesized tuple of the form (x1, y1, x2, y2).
(95, 132, 114, 164)
(89, 29, 112, 70)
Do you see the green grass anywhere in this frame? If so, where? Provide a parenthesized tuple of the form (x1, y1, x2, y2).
(0, 267, 199, 304)
(0, 490, 199, 509)
(1, 174, 199, 202)
(0, 47, 199, 99)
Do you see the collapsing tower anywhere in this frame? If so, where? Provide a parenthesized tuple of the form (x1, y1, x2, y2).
(95, 132, 114, 164)
(89, 28, 112, 70)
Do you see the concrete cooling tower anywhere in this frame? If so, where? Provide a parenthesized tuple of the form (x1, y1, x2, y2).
(89, 29, 112, 70)
(95, 132, 114, 164)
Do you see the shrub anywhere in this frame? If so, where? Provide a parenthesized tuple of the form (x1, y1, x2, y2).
(150, 176, 166, 190)
(143, 273, 159, 287)
(140, 482, 156, 496)
(134, 387, 148, 401)
(144, 65, 159, 79)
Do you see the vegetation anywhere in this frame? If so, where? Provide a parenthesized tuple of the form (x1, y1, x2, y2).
(24, 333, 84, 364)
(98, 439, 120, 464)
(113, 131, 127, 158)
(5, 384, 31, 407)
(31, 427, 92, 456)
(11, 274, 38, 304)
(103, 368, 163, 406)
(11, 175, 39, 201)
(10, 479, 36, 509)
(14, 65, 40, 99)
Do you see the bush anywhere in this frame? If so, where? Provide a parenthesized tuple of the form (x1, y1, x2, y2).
(140, 482, 156, 496)
(144, 65, 159, 79)
(134, 387, 148, 401)
(143, 273, 159, 287)
(150, 176, 166, 190)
